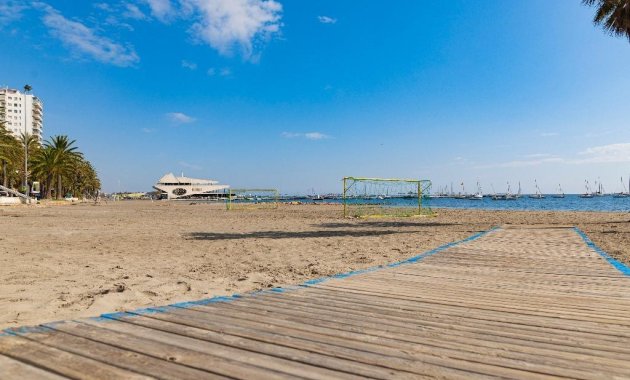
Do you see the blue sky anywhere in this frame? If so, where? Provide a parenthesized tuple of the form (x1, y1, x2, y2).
(1, 0, 629, 194)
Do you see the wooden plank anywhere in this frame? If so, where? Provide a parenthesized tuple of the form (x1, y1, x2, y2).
(78, 317, 366, 380)
(12, 326, 224, 380)
(253, 291, 630, 359)
(240, 296, 630, 369)
(310, 283, 630, 337)
(167, 305, 568, 379)
(0, 335, 152, 380)
(186, 302, 624, 379)
(140, 307, 488, 379)
(276, 288, 630, 322)
(317, 278, 630, 324)
(47, 320, 296, 380)
(107, 312, 385, 380)
(0, 354, 67, 380)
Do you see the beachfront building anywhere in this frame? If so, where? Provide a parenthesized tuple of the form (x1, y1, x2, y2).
(0, 88, 44, 142)
(153, 173, 230, 200)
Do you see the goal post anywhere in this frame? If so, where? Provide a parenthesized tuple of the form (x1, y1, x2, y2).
(226, 188, 279, 210)
(342, 177, 432, 218)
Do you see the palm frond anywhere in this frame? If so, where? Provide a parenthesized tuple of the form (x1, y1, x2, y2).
(583, 0, 630, 42)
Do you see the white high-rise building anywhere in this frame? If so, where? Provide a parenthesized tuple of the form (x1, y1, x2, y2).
(0, 88, 44, 142)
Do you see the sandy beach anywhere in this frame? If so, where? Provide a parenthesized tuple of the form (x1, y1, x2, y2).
(1, 201, 628, 329)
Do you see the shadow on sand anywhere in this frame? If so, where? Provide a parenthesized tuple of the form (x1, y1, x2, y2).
(184, 229, 420, 241)
(314, 221, 462, 229)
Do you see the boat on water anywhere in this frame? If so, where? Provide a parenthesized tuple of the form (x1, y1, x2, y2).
(514, 182, 523, 199)
(580, 180, 594, 198)
(612, 176, 630, 198)
(528, 180, 545, 199)
(468, 181, 483, 200)
(492, 182, 517, 200)
(429, 185, 450, 198)
(594, 179, 607, 197)
(454, 182, 468, 199)
(552, 184, 565, 198)
(154, 173, 230, 200)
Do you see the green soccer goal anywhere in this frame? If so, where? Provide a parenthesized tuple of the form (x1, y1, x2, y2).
(342, 177, 433, 218)
(226, 188, 279, 210)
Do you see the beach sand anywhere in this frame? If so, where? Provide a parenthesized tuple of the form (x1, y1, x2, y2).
(1, 201, 628, 329)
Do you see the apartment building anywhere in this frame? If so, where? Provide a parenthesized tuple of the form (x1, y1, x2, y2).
(0, 88, 44, 142)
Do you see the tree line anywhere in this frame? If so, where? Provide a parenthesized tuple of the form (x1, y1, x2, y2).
(0, 121, 100, 199)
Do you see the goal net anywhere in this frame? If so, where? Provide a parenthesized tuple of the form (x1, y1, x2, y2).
(226, 188, 279, 210)
(342, 177, 432, 217)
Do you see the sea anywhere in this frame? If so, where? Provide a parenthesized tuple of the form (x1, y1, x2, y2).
(307, 195, 630, 212)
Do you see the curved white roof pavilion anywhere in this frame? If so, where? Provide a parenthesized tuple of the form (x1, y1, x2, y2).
(153, 173, 229, 199)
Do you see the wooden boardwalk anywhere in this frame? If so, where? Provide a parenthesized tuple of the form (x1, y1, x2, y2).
(2, 226, 630, 379)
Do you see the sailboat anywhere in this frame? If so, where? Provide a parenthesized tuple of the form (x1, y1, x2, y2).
(613, 176, 630, 198)
(505, 182, 517, 200)
(552, 184, 565, 198)
(469, 181, 483, 200)
(594, 179, 606, 197)
(491, 184, 503, 200)
(580, 180, 594, 198)
(528, 180, 545, 199)
(454, 182, 468, 199)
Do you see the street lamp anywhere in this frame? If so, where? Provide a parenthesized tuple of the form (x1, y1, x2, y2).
(23, 84, 32, 200)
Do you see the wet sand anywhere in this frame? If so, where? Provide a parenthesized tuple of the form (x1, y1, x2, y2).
(1, 201, 628, 329)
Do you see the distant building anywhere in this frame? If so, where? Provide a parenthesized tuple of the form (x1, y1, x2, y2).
(154, 173, 230, 200)
(0, 88, 44, 142)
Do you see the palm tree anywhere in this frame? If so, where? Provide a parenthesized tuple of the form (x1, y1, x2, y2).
(45, 135, 83, 199)
(30, 146, 52, 198)
(17, 132, 39, 193)
(0, 123, 11, 188)
(0, 121, 20, 188)
(583, 0, 630, 42)
(66, 157, 101, 198)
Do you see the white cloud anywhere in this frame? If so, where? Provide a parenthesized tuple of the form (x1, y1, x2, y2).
(0, 0, 29, 25)
(123, 3, 147, 20)
(167, 112, 196, 124)
(317, 15, 336, 24)
(475, 142, 630, 169)
(524, 153, 553, 159)
(282, 132, 331, 140)
(475, 157, 564, 169)
(540, 132, 559, 137)
(207, 67, 231, 76)
(142, 127, 155, 133)
(178, 160, 203, 170)
(94, 3, 112, 12)
(577, 143, 630, 163)
(305, 132, 329, 140)
(181, 60, 197, 70)
(184, 0, 283, 60)
(281, 132, 300, 138)
(142, 0, 175, 21)
(38, 4, 139, 67)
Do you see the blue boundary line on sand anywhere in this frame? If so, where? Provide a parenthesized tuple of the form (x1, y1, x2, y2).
(1, 226, 499, 335)
(574, 227, 630, 277)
